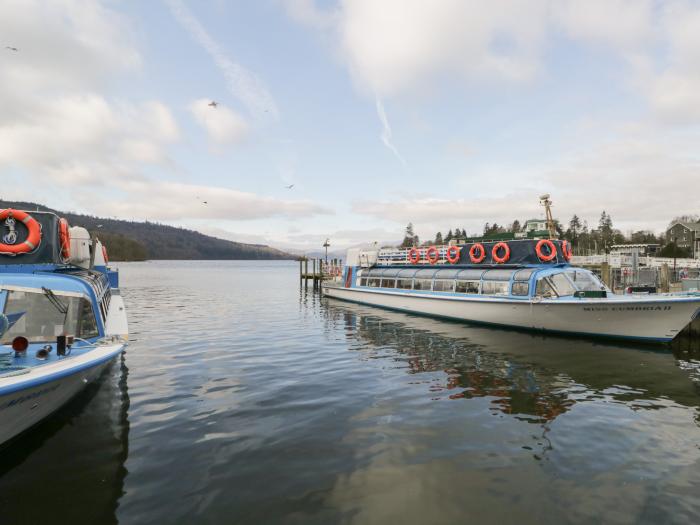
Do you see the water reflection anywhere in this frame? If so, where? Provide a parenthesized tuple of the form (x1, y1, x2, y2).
(0, 356, 130, 524)
(324, 299, 700, 427)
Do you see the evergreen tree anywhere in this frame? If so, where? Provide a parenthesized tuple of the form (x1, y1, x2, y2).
(445, 229, 453, 242)
(434, 231, 443, 245)
(567, 215, 582, 246)
(401, 222, 417, 248)
(510, 219, 521, 233)
(454, 228, 462, 238)
(598, 211, 614, 251)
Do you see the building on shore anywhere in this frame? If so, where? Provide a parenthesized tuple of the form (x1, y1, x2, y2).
(666, 221, 700, 258)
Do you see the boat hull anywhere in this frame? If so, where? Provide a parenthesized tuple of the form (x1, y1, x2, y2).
(0, 344, 124, 446)
(322, 285, 700, 342)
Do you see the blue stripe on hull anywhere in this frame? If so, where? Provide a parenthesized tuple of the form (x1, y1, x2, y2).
(0, 345, 125, 397)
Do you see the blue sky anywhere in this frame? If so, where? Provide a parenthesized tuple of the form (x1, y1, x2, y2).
(1, 0, 700, 251)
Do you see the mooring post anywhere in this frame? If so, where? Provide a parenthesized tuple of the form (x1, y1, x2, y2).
(304, 258, 309, 288)
(600, 262, 611, 289)
(660, 263, 670, 293)
(299, 259, 303, 283)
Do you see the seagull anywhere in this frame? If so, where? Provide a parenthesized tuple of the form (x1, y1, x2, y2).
(208, 101, 218, 108)
(5, 46, 18, 52)
(202, 201, 208, 204)
(285, 184, 294, 189)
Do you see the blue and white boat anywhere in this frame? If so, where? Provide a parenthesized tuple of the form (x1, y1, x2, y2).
(0, 209, 128, 446)
(322, 239, 700, 343)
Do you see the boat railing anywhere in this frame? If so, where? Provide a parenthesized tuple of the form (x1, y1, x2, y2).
(376, 247, 451, 266)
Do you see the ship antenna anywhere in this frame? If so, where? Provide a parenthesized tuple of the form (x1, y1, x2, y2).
(539, 194, 556, 239)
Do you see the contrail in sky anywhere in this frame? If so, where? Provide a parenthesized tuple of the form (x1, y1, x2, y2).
(166, 0, 278, 120)
(375, 96, 406, 166)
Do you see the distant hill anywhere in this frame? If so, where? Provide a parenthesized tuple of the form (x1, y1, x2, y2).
(0, 200, 297, 261)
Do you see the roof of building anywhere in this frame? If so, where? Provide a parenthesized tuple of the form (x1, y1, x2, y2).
(668, 221, 700, 231)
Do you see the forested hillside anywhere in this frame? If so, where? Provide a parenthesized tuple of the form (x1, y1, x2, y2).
(0, 200, 296, 261)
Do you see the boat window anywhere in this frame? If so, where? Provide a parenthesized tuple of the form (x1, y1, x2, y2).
(434, 269, 461, 280)
(397, 268, 418, 278)
(413, 279, 433, 291)
(359, 277, 368, 286)
(367, 278, 382, 287)
(550, 273, 576, 296)
(414, 269, 438, 279)
(456, 269, 485, 280)
(380, 268, 401, 278)
(396, 279, 413, 289)
(366, 269, 383, 278)
(381, 278, 397, 288)
(481, 281, 509, 295)
(535, 278, 557, 298)
(433, 280, 455, 292)
(511, 282, 529, 296)
(1, 290, 99, 343)
(455, 280, 480, 294)
(513, 268, 536, 281)
(482, 269, 515, 281)
(565, 269, 607, 292)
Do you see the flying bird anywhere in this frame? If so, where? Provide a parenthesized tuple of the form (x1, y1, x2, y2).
(285, 184, 294, 189)
(202, 201, 208, 204)
(5, 46, 18, 52)
(208, 101, 218, 108)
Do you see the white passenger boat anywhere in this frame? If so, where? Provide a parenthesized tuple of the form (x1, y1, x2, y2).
(322, 239, 700, 343)
(0, 209, 128, 446)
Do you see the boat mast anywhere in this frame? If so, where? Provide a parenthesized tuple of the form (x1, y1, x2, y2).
(539, 194, 556, 239)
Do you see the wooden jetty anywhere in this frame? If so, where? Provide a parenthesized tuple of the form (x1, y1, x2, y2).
(299, 257, 343, 289)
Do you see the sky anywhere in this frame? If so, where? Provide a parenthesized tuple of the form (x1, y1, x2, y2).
(1, 0, 700, 252)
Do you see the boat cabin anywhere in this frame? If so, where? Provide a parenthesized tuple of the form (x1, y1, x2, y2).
(355, 265, 609, 300)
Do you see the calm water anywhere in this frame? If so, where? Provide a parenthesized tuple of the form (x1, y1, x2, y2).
(2, 260, 700, 524)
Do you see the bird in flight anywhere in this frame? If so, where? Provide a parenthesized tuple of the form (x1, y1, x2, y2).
(5, 46, 18, 52)
(202, 201, 208, 204)
(208, 101, 218, 108)
(285, 184, 294, 189)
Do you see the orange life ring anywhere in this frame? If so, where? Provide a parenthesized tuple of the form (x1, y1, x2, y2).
(408, 247, 420, 264)
(102, 245, 109, 264)
(426, 246, 439, 264)
(469, 243, 486, 263)
(536, 239, 557, 262)
(492, 242, 511, 264)
(0, 209, 42, 255)
(446, 245, 461, 264)
(58, 218, 71, 260)
(561, 240, 572, 261)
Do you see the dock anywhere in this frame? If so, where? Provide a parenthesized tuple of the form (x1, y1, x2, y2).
(299, 257, 343, 289)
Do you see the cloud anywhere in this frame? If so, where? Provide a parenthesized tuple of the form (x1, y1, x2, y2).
(354, 127, 700, 236)
(166, 0, 279, 120)
(189, 99, 248, 144)
(85, 180, 333, 221)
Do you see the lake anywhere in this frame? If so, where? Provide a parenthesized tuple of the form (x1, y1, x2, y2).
(1, 260, 700, 524)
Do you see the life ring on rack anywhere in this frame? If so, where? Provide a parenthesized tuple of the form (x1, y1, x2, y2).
(426, 246, 439, 264)
(535, 239, 557, 262)
(492, 242, 510, 264)
(0, 209, 42, 255)
(102, 245, 109, 264)
(561, 240, 573, 261)
(58, 218, 71, 260)
(446, 245, 461, 264)
(469, 243, 486, 263)
(408, 247, 421, 264)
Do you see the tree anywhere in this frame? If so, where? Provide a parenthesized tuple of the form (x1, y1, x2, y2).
(401, 222, 418, 248)
(668, 215, 699, 228)
(453, 228, 462, 238)
(445, 229, 453, 242)
(598, 211, 614, 251)
(434, 231, 443, 245)
(567, 215, 582, 246)
(510, 219, 521, 233)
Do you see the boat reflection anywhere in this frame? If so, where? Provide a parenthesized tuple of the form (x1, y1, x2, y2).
(323, 298, 700, 426)
(0, 356, 130, 525)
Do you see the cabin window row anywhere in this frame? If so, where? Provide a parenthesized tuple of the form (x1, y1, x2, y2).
(359, 277, 529, 296)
